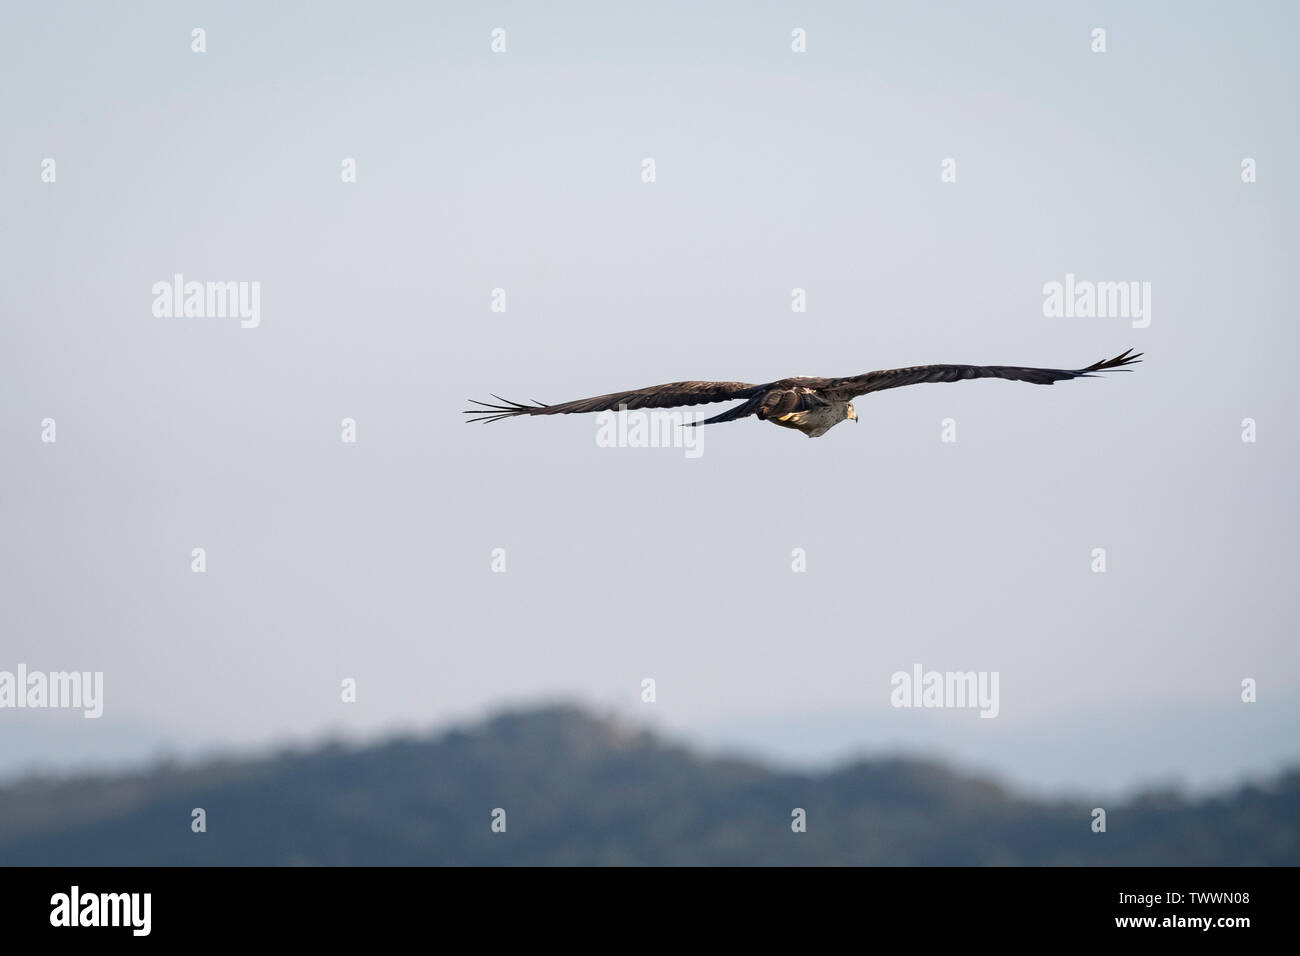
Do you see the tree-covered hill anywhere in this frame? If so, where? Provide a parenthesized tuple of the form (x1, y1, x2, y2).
(1, 705, 1294, 865)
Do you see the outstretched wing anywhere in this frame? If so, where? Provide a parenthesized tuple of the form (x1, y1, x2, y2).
(809, 349, 1142, 401)
(465, 380, 761, 423)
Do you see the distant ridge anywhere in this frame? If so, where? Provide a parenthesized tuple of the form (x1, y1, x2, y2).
(0, 705, 1295, 865)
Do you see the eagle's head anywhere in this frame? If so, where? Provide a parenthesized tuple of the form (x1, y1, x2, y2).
(846, 403, 858, 422)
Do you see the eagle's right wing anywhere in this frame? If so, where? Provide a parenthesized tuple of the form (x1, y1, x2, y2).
(811, 349, 1142, 401)
(465, 381, 762, 423)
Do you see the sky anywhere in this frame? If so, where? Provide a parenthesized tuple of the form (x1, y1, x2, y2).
(1, 0, 1296, 798)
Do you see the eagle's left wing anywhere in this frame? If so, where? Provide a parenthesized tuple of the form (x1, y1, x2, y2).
(464, 380, 762, 423)
(811, 349, 1142, 401)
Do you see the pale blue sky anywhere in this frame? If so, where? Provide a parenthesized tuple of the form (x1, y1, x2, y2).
(1, 1, 1296, 797)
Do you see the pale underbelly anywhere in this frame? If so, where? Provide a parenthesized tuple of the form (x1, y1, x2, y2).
(767, 407, 844, 438)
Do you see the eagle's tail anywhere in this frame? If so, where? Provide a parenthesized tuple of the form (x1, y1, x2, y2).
(684, 398, 760, 427)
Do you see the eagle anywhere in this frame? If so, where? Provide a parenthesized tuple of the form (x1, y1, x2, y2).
(465, 348, 1141, 438)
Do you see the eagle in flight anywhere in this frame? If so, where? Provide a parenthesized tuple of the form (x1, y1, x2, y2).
(465, 348, 1141, 438)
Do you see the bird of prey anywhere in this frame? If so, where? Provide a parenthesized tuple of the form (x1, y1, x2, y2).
(465, 348, 1142, 438)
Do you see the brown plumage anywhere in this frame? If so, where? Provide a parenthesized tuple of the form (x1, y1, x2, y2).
(465, 349, 1142, 438)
